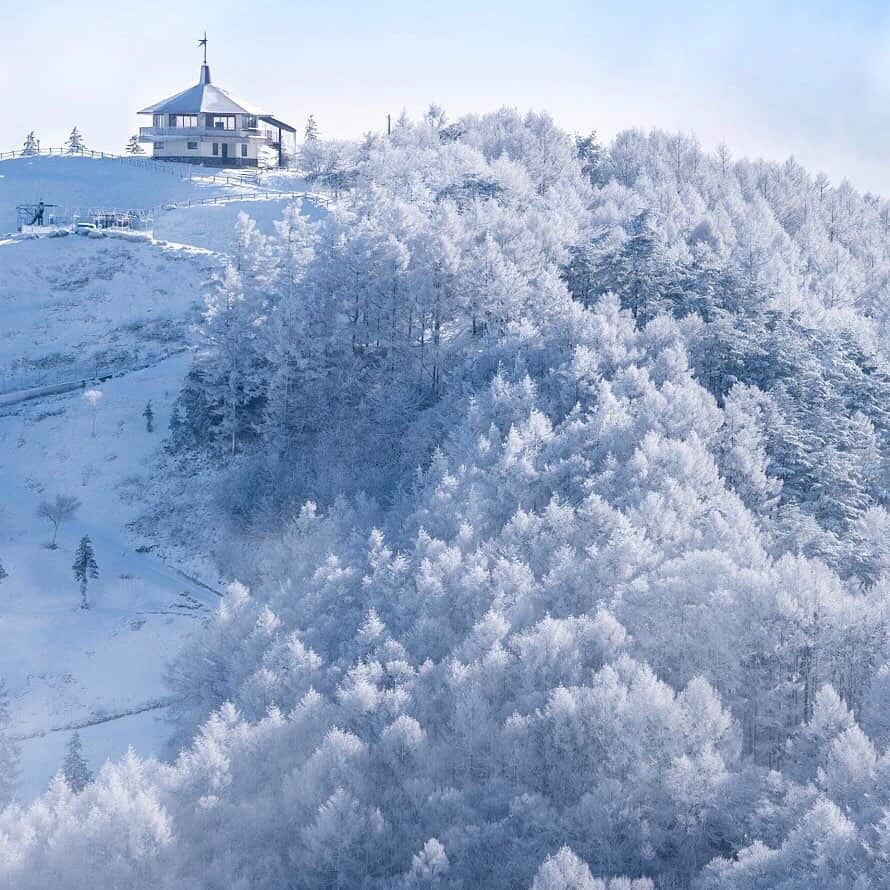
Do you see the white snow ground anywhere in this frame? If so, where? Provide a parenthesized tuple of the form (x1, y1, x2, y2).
(0, 353, 216, 798)
(0, 154, 323, 800)
(0, 234, 214, 384)
(0, 154, 237, 226)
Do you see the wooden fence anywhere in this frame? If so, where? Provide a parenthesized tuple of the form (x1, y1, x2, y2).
(0, 146, 260, 187)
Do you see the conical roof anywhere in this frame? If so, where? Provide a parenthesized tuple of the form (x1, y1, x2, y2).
(138, 65, 265, 116)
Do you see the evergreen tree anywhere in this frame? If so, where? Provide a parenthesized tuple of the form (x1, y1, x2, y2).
(143, 400, 154, 433)
(194, 263, 269, 456)
(575, 130, 605, 186)
(66, 127, 86, 154)
(22, 131, 39, 156)
(125, 134, 145, 155)
(62, 731, 92, 792)
(72, 536, 98, 609)
(0, 679, 20, 807)
(300, 115, 324, 180)
(11, 107, 890, 890)
(0, 557, 6, 584)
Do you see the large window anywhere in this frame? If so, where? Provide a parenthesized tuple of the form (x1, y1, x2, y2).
(212, 143, 219, 156)
(208, 115, 236, 130)
(244, 116, 258, 129)
(187, 141, 198, 150)
(153, 114, 164, 128)
(169, 115, 198, 129)
(241, 144, 248, 157)
(153, 141, 164, 150)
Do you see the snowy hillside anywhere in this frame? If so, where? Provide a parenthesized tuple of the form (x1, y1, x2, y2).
(0, 353, 218, 798)
(0, 155, 323, 801)
(0, 155, 230, 226)
(5, 114, 890, 889)
(0, 235, 213, 383)
(153, 194, 323, 254)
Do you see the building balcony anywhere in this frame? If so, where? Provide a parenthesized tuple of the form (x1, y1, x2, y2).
(138, 126, 274, 141)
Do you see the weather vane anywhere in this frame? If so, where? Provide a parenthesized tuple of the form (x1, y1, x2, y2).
(198, 32, 208, 64)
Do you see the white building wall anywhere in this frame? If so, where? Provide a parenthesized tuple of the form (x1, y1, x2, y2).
(143, 112, 284, 165)
(151, 137, 261, 163)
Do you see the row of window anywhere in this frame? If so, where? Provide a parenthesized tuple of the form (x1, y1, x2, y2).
(169, 114, 198, 128)
(153, 141, 250, 157)
(151, 114, 259, 130)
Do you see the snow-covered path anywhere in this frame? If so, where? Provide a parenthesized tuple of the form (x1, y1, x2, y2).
(15, 695, 178, 742)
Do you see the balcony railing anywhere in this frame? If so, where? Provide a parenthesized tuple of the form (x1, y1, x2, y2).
(139, 126, 275, 141)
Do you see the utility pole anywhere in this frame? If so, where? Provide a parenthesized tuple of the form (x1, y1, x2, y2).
(387, 114, 391, 137)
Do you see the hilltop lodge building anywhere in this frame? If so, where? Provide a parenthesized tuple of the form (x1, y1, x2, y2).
(138, 62, 295, 168)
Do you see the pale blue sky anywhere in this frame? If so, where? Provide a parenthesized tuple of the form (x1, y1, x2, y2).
(2, 1, 890, 191)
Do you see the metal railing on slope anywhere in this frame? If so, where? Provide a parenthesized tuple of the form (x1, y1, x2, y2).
(162, 189, 330, 210)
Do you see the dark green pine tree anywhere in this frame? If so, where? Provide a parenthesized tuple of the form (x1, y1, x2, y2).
(72, 536, 98, 609)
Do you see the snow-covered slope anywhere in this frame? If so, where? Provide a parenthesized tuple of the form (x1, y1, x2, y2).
(0, 155, 224, 226)
(0, 155, 323, 800)
(0, 353, 219, 799)
(0, 234, 214, 384)
(154, 197, 315, 253)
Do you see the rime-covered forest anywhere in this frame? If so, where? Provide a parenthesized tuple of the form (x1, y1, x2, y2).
(5, 110, 890, 888)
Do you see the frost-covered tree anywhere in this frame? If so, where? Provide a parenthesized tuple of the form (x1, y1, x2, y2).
(125, 134, 145, 155)
(8, 109, 890, 890)
(65, 126, 85, 154)
(403, 838, 450, 886)
(531, 848, 599, 890)
(192, 263, 268, 456)
(0, 558, 6, 584)
(0, 679, 20, 807)
(575, 131, 604, 187)
(301, 114, 324, 180)
(423, 103, 447, 133)
(143, 400, 154, 433)
(72, 536, 98, 609)
(62, 731, 92, 792)
(22, 131, 39, 156)
(531, 847, 653, 890)
(35, 493, 81, 549)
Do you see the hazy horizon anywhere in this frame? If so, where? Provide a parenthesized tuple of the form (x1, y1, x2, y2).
(2, 1, 890, 193)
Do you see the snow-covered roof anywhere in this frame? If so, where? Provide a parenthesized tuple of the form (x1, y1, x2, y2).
(259, 115, 297, 133)
(138, 64, 266, 116)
